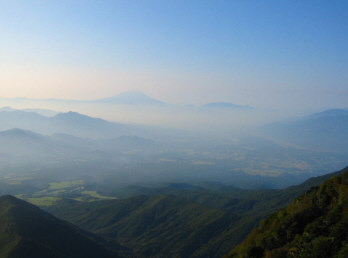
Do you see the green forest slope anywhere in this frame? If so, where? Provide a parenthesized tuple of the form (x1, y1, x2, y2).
(0, 195, 122, 258)
(45, 167, 347, 257)
(227, 168, 348, 258)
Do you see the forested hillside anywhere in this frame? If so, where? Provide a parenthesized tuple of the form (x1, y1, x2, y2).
(227, 168, 348, 257)
(0, 196, 123, 258)
(45, 167, 348, 257)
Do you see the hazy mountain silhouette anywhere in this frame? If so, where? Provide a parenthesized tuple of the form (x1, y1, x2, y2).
(264, 109, 348, 153)
(1, 92, 255, 109)
(0, 128, 158, 170)
(0, 110, 129, 138)
(0, 128, 43, 140)
(307, 108, 348, 119)
(94, 91, 164, 105)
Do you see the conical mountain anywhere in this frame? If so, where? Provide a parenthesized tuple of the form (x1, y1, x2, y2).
(96, 91, 164, 105)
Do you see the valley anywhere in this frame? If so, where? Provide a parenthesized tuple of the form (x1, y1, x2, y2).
(1, 2, 347, 257)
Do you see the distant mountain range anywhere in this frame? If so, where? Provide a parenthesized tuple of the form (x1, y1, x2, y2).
(1, 91, 252, 109)
(0, 127, 157, 168)
(0, 107, 58, 117)
(94, 91, 164, 105)
(264, 109, 348, 153)
(307, 108, 348, 118)
(0, 110, 129, 138)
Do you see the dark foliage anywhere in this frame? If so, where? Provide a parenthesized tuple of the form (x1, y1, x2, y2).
(227, 167, 348, 258)
(0, 196, 123, 258)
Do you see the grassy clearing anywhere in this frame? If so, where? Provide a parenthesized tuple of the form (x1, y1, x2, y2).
(49, 189, 67, 194)
(49, 180, 84, 190)
(26, 196, 62, 206)
(6, 181, 22, 185)
(81, 191, 117, 200)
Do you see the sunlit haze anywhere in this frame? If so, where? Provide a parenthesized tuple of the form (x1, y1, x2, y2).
(0, 2, 347, 257)
(1, 1, 347, 111)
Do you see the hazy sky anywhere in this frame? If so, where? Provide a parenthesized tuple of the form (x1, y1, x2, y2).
(1, 1, 347, 109)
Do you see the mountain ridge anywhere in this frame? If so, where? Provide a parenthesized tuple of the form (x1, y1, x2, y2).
(94, 91, 164, 105)
(264, 108, 348, 153)
(0, 91, 253, 108)
(227, 166, 348, 257)
(0, 110, 129, 138)
(44, 167, 348, 257)
(0, 195, 123, 258)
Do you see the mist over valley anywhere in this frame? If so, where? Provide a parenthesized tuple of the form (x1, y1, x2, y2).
(1, 1, 347, 257)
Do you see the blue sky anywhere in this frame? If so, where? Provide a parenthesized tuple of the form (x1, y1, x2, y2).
(0, 0, 347, 109)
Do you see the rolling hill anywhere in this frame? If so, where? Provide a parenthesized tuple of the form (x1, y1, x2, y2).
(0, 195, 123, 258)
(45, 195, 239, 257)
(0, 110, 128, 138)
(0, 128, 159, 173)
(45, 167, 348, 257)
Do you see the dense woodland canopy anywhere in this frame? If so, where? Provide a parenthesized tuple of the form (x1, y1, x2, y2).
(228, 167, 348, 258)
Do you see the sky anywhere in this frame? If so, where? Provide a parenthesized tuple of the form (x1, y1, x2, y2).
(0, 0, 347, 110)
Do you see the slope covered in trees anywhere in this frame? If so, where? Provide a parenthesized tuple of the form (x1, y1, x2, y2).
(227, 167, 348, 258)
(45, 167, 347, 257)
(0, 195, 123, 258)
(46, 195, 239, 257)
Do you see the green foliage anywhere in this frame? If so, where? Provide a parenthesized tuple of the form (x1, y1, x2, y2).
(26, 196, 62, 206)
(0, 195, 122, 258)
(44, 167, 347, 257)
(49, 180, 84, 190)
(227, 168, 348, 258)
(46, 195, 239, 257)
